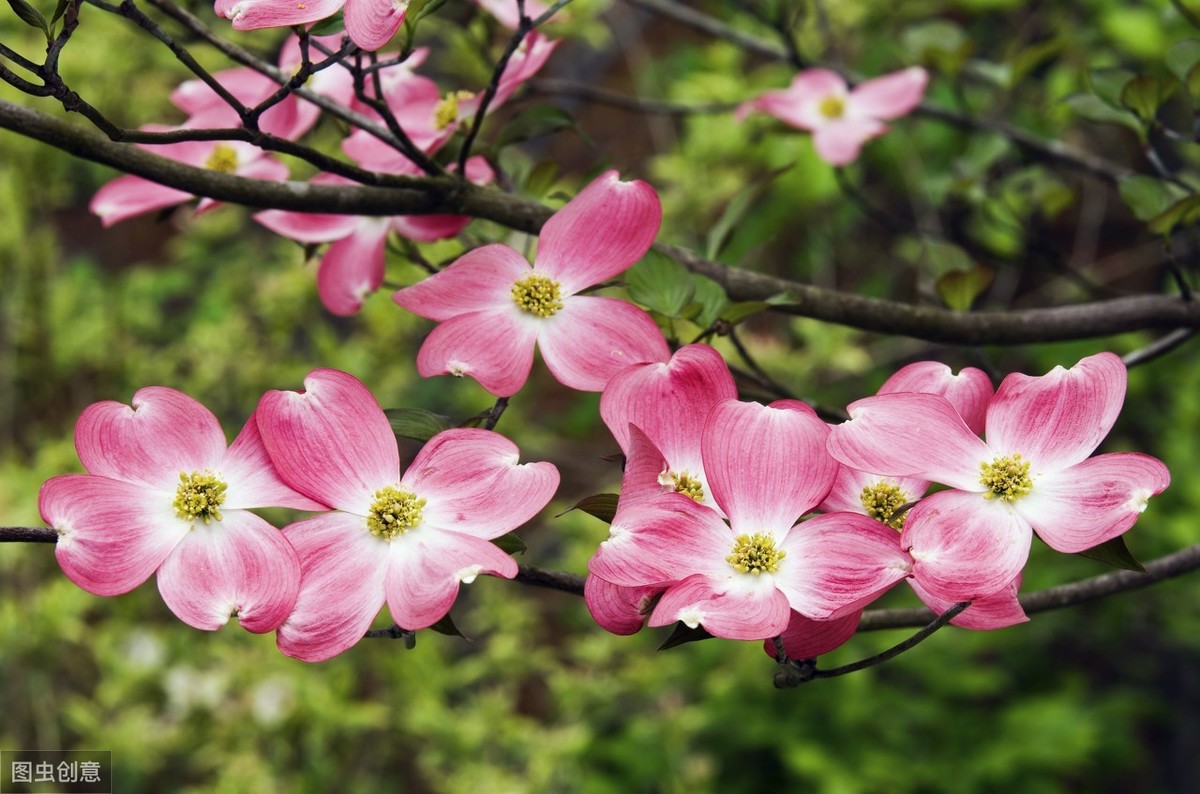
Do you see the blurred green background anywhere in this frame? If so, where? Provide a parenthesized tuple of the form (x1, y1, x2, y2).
(3, 0, 1200, 791)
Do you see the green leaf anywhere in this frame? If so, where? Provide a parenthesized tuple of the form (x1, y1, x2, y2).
(427, 613, 467, 639)
(1075, 536, 1146, 572)
(385, 407, 452, 442)
(900, 20, 973, 73)
(717, 301, 768, 325)
(558, 493, 618, 524)
(688, 274, 729, 329)
(658, 622, 714, 650)
(412, 0, 447, 23)
(496, 105, 579, 149)
(1118, 175, 1186, 222)
(49, 0, 69, 24)
(523, 160, 559, 199)
(1008, 36, 1065, 86)
(491, 532, 527, 556)
(1167, 39, 1200, 87)
(626, 250, 694, 317)
(6, 0, 50, 36)
(1088, 68, 1137, 107)
(308, 11, 345, 35)
(1148, 193, 1200, 235)
(936, 265, 993, 311)
(1119, 75, 1176, 122)
(704, 165, 791, 260)
(1063, 94, 1143, 136)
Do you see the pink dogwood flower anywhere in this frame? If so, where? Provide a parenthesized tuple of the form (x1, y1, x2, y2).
(827, 352, 1171, 603)
(473, 0, 551, 28)
(254, 156, 494, 315)
(820, 361, 1025, 630)
(738, 67, 928, 166)
(89, 130, 287, 227)
(39, 387, 319, 632)
(588, 398, 911, 641)
(216, 0, 406, 52)
(255, 369, 560, 661)
(393, 171, 670, 396)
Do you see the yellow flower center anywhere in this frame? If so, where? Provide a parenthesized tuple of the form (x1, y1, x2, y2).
(204, 144, 239, 174)
(860, 481, 908, 530)
(726, 533, 786, 576)
(818, 95, 845, 119)
(433, 90, 475, 131)
(511, 273, 564, 318)
(980, 454, 1033, 502)
(173, 470, 228, 524)
(367, 485, 426, 539)
(670, 471, 705, 502)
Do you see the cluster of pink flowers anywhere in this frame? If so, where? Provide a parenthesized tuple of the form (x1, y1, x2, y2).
(40, 369, 559, 662)
(584, 347, 1169, 658)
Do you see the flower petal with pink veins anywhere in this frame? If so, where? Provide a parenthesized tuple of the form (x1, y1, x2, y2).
(703, 399, 838, 536)
(344, 0, 408, 51)
(878, 361, 994, 436)
(254, 208, 360, 244)
(908, 575, 1027, 631)
(257, 369, 399, 513)
(414, 308, 539, 397)
(584, 575, 659, 635)
(648, 572, 792, 641)
(588, 493, 730, 587)
(985, 352, 1127, 474)
(393, 243, 533, 322)
(75, 387, 227, 491)
(157, 510, 301, 632)
(276, 512, 389, 662)
(533, 171, 663, 294)
(847, 67, 929, 120)
(811, 118, 887, 166)
(402, 428, 559, 538)
(316, 219, 389, 316)
(1016, 452, 1170, 553)
(41, 474, 186, 597)
(600, 343, 736, 461)
(901, 489, 1032, 603)
(763, 609, 862, 660)
(384, 529, 517, 630)
(90, 175, 194, 227)
(389, 213, 471, 243)
(538, 296, 670, 392)
(221, 412, 327, 511)
(737, 69, 847, 128)
(616, 425, 685, 509)
(818, 467, 929, 517)
(776, 512, 911, 619)
(224, 0, 345, 32)
(828, 392, 992, 489)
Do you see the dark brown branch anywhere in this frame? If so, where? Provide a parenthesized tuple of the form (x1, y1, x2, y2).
(514, 564, 584, 595)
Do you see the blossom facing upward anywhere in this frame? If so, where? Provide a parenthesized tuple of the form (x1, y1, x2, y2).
(393, 171, 670, 396)
(738, 67, 928, 166)
(39, 387, 318, 632)
(827, 352, 1171, 603)
(255, 369, 560, 661)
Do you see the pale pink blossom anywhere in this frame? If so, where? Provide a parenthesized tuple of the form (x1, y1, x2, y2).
(256, 369, 559, 661)
(473, 0, 550, 28)
(254, 156, 494, 315)
(89, 130, 287, 227)
(827, 352, 1170, 603)
(738, 67, 928, 166)
(216, 0, 407, 52)
(39, 387, 319, 632)
(588, 398, 911, 641)
(393, 171, 670, 396)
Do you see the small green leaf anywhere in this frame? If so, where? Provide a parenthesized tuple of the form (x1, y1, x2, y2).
(936, 265, 993, 311)
(1166, 39, 1200, 88)
(496, 105, 579, 149)
(1118, 175, 1186, 221)
(658, 622, 714, 650)
(688, 274, 729, 329)
(1148, 193, 1200, 235)
(49, 0, 70, 24)
(6, 0, 50, 36)
(1119, 75, 1176, 122)
(1075, 536, 1146, 572)
(412, 0, 447, 23)
(1089, 68, 1137, 108)
(558, 493, 618, 524)
(385, 407, 452, 442)
(491, 532, 527, 556)
(1063, 94, 1143, 135)
(523, 160, 559, 199)
(427, 613, 467, 639)
(626, 250, 694, 317)
(308, 11, 345, 35)
(704, 165, 791, 261)
(719, 301, 769, 325)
